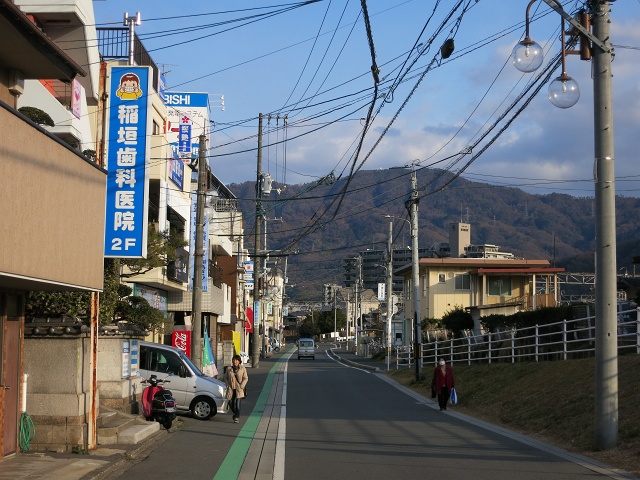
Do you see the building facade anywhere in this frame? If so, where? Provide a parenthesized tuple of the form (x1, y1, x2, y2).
(0, 0, 105, 458)
(399, 258, 563, 334)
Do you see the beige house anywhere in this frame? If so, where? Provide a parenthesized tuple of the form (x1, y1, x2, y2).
(0, 0, 105, 459)
(399, 258, 563, 334)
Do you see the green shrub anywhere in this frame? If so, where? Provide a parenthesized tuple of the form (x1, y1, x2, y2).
(18, 106, 54, 127)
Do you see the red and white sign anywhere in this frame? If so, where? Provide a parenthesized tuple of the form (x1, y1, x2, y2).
(172, 330, 191, 358)
(245, 308, 254, 333)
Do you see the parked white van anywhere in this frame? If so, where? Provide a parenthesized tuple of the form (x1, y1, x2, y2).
(138, 341, 227, 420)
(297, 338, 315, 359)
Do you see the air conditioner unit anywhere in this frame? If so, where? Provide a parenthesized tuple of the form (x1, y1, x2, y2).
(9, 70, 24, 96)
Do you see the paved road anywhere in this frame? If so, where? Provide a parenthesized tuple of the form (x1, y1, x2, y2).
(111, 343, 634, 480)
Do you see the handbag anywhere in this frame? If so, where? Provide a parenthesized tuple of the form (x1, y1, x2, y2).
(431, 386, 436, 399)
(450, 387, 458, 405)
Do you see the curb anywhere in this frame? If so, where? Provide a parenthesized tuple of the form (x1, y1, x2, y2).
(84, 428, 171, 480)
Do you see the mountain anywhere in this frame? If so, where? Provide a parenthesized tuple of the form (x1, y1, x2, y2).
(227, 168, 640, 301)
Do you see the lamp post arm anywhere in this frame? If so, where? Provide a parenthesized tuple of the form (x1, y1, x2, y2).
(539, 0, 608, 52)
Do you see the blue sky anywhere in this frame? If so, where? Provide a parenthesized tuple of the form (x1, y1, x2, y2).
(93, 1, 640, 197)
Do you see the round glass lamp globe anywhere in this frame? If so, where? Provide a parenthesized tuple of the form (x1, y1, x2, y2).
(548, 76, 580, 108)
(512, 40, 544, 73)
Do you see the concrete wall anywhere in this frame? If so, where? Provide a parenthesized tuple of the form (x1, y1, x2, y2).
(97, 336, 143, 412)
(0, 105, 105, 291)
(24, 337, 91, 453)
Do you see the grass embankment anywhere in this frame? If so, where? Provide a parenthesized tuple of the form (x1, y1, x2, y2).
(386, 355, 640, 476)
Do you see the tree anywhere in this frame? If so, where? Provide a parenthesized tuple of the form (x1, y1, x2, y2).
(441, 306, 473, 338)
(314, 309, 346, 335)
(120, 227, 187, 278)
(115, 295, 172, 334)
(82, 149, 97, 161)
(18, 106, 54, 127)
(26, 291, 89, 318)
(298, 317, 319, 338)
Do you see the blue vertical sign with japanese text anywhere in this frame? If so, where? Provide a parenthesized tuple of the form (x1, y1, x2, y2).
(104, 66, 152, 258)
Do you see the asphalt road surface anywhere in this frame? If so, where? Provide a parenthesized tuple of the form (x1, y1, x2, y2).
(112, 343, 632, 480)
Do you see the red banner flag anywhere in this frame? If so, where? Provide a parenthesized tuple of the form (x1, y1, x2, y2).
(172, 330, 191, 358)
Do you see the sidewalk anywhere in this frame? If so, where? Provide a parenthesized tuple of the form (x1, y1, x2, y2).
(0, 352, 278, 480)
(0, 427, 170, 480)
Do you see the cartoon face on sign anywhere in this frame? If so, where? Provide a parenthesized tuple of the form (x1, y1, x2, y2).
(115, 73, 143, 100)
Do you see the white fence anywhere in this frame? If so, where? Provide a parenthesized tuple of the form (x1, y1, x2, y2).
(397, 307, 640, 368)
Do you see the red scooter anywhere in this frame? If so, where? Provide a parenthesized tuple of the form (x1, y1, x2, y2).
(139, 373, 176, 429)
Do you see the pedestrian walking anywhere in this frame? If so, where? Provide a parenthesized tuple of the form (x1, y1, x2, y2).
(431, 356, 454, 411)
(225, 354, 248, 423)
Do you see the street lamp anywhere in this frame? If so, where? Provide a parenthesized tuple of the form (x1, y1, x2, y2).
(511, 0, 580, 108)
(512, 0, 617, 450)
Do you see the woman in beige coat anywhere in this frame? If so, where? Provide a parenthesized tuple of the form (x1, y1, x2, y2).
(225, 354, 248, 423)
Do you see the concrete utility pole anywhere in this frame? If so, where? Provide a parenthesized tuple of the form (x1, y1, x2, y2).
(591, 1, 617, 450)
(407, 169, 421, 381)
(356, 255, 362, 354)
(386, 220, 393, 371)
(252, 113, 263, 368)
(333, 287, 337, 341)
(513, 0, 618, 449)
(191, 133, 207, 370)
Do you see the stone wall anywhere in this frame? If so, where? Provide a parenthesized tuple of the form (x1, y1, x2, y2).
(24, 337, 91, 453)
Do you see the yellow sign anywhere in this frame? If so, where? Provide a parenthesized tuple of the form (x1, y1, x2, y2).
(232, 331, 241, 355)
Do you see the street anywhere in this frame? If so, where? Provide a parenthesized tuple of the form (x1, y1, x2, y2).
(111, 344, 628, 480)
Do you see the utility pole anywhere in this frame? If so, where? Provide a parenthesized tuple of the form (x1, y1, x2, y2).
(346, 291, 351, 350)
(252, 113, 263, 368)
(333, 287, 337, 342)
(191, 133, 207, 370)
(386, 220, 393, 371)
(356, 256, 362, 354)
(407, 169, 421, 381)
(592, 1, 617, 450)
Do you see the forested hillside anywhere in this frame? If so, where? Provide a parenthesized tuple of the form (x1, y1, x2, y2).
(227, 168, 640, 300)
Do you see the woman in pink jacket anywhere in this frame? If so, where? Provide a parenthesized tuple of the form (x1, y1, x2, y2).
(431, 356, 455, 411)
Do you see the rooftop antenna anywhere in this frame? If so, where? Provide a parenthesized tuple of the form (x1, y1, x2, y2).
(158, 63, 178, 76)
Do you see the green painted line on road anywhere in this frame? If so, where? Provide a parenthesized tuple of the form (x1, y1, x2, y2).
(213, 355, 286, 480)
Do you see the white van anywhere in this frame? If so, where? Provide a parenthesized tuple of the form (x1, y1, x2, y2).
(297, 338, 315, 359)
(138, 341, 227, 420)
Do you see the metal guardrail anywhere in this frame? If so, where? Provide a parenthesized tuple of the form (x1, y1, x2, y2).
(419, 308, 639, 366)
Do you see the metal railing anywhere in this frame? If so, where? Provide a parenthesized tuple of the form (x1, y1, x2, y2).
(396, 308, 639, 368)
(96, 28, 159, 91)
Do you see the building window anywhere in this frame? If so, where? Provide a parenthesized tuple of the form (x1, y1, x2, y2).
(438, 273, 446, 284)
(488, 276, 512, 296)
(454, 273, 470, 290)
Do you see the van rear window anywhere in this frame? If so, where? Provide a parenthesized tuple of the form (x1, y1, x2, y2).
(300, 341, 313, 347)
